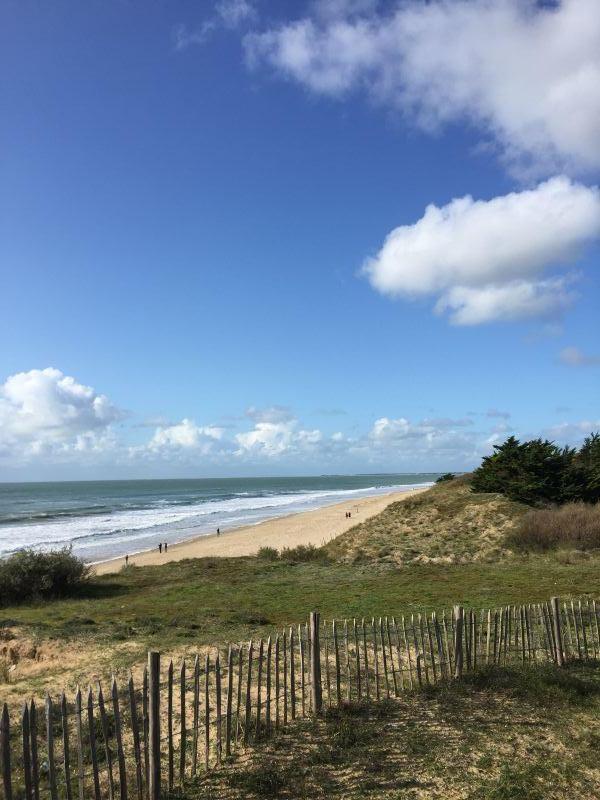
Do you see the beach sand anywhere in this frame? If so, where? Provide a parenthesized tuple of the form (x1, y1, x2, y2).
(93, 486, 429, 575)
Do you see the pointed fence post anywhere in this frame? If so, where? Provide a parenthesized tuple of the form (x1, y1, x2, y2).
(1, 704, 12, 800)
(551, 597, 565, 666)
(148, 652, 161, 800)
(453, 606, 464, 679)
(309, 612, 323, 716)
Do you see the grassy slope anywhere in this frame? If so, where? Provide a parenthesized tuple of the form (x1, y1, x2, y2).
(324, 475, 526, 565)
(2, 477, 600, 703)
(183, 663, 600, 800)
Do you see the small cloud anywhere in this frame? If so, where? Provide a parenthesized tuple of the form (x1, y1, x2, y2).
(172, 21, 216, 51)
(558, 346, 600, 367)
(486, 409, 511, 420)
(313, 407, 348, 417)
(174, 1, 255, 51)
(245, 405, 295, 424)
(216, 0, 256, 28)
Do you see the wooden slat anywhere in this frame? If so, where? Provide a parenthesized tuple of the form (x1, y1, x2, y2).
(289, 628, 296, 720)
(111, 678, 127, 800)
(86, 689, 101, 800)
(392, 617, 405, 691)
(379, 618, 390, 697)
(1, 704, 12, 800)
(275, 635, 280, 730)
(22, 703, 32, 800)
(425, 615, 437, 684)
(215, 653, 222, 763)
(401, 616, 414, 690)
(332, 620, 341, 704)
(324, 620, 332, 708)
(97, 683, 115, 800)
(74, 690, 84, 800)
(354, 619, 362, 698)
(344, 620, 351, 701)
(299, 625, 306, 716)
(255, 642, 263, 739)
(372, 618, 381, 698)
(265, 639, 272, 736)
(61, 692, 73, 800)
(226, 647, 234, 756)
(29, 699, 40, 800)
(128, 675, 144, 800)
(235, 646, 244, 742)
(147, 652, 160, 800)
(244, 642, 254, 746)
(191, 655, 200, 776)
(179, 660, 186, 783)
(361, 618, 371, 698)
(46, 695, 59, 800)
(204, 655, 210, 769)
(282, 631, 288, 726)
(142, 667, 149, 799)
(167, 661, 174, 791)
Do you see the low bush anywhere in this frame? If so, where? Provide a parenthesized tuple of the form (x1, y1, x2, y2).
(508, 503, 600, 551)
(0, 548, 90, 606)
(279, 544, 328, 563)
(256, 546, 279, 561)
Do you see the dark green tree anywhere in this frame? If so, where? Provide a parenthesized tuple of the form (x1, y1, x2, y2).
(471, 436, 572, 505)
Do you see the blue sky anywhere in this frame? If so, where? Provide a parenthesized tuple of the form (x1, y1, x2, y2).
(1, 0, 599, 480)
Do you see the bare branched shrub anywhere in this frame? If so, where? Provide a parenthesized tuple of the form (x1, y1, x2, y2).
(509, 503, 600, 551)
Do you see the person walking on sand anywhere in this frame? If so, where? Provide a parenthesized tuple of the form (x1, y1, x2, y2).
(125, 554, 129, 566)
(217, 528, 220, 536)
(158, 543, 162, 554)
(164, 542, 168, 552)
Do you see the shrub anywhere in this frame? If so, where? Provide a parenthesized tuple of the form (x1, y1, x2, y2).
(436, 472, 456, 483)
(0, 548, 90, 606)
(471, 433, 600, 506)
(256, 546, 279, 561)
(508, 503, 600, 551)
(279, 544, 328, 563)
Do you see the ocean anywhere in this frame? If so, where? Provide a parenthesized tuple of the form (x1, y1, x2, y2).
(0, 474, 436, 563)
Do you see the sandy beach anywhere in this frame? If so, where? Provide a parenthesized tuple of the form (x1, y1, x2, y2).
(93, 486, 429, 575)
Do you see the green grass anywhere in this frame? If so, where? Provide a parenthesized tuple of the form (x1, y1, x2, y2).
(4, 555, 600, 653)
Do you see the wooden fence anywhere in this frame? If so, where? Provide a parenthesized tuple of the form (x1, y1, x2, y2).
(1, 595, 598, 799)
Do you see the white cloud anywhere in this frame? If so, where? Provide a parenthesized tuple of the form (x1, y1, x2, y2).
(363, 177, 600, 324)
(245, 0, 600, 175)
(147, 419, 225, 453)
(558, 346, 600, 366)
(174, 0, 255, 51)
(235, 417, 322, 458)
(0, 368, 124, 460)
(542, 419, 600, 442)
(216, 0, 256, 28)
(245, 405, 295, 424)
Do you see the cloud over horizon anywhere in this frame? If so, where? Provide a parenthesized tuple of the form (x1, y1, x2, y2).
(0, 368, 597, 475)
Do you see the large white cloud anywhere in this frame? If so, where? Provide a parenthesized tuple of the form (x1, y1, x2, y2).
(0, 368, 124, 460)
(363, 177, 600, 324)
(245, 0, 600, 175)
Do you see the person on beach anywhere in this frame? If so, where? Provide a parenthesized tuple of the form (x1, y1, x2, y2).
(158, 543, 162, 554)
(217, 528, 220, 536)
(164, 542, 168, 552)
(125, 554, 129, 565)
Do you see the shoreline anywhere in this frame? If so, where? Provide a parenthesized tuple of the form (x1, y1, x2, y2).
(92, 485, 429, 575)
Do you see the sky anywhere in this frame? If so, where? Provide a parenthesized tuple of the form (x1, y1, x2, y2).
(0, 0, 599, 481)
